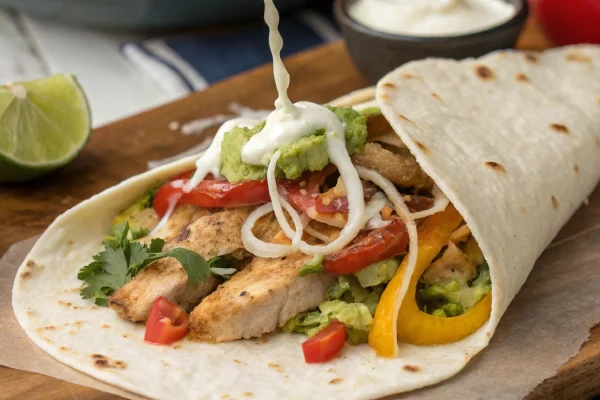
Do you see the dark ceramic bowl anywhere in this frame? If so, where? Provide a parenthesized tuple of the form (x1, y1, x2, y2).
(334, 0, 529, 84)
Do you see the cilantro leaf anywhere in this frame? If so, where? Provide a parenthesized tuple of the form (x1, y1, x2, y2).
(149, 248, 211, 286)
(149, 238, 165, 253)
(127, 241, 149, 278)
(78, 222, 213, 306)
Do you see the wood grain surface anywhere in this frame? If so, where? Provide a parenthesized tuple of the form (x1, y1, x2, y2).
(1, 18, 598, 400)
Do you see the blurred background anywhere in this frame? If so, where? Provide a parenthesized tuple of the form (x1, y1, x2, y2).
(1, 0, 597, 127)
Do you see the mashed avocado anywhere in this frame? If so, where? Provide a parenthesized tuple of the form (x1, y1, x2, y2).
(111, 184, 160, 237)
(220, 106, 367, 182)
(220, 123, 270, 182)
(418, 264, 491, 317)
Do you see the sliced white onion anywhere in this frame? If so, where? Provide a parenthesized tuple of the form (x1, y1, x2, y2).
(355, 166, 418, 356)
(301, 214, 333, 243)
(362, 192, 389, 222)
(291, 131, 366, 255)
(241, 203, 292, 258)
(410, 185, 449, 220)
(364, 213, 392, 230)
(267, 151, 304, 247)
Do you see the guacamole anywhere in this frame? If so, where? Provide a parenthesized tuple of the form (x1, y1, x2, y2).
(220, 106, 367, 183)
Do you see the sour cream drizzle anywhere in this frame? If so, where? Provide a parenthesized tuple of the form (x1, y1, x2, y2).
(241, 0, 366, 257)
(173, 0, 366, 257)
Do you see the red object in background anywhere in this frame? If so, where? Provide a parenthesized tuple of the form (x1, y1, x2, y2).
(144, 297, 190, 345)
(533, 0, 600, 45)
(302, 319, 347, 363)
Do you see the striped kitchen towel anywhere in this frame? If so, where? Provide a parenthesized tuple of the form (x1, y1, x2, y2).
(121, 1, 338, 98)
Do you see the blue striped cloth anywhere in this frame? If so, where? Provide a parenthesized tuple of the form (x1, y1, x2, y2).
(121, 1, 338, 98)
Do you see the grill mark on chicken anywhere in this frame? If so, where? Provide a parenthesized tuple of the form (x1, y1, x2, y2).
(189, 232, 335, 343)
(352, 142, 433, 192)
(109, 207, 259, 322)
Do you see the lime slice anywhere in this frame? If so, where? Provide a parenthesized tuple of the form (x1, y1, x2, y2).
(0, 74, 91, 182)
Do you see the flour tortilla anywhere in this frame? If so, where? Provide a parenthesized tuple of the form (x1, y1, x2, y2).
(12, 45, 600, 400)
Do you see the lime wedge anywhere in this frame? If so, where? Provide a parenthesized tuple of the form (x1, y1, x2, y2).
(0, 74, 91, 183)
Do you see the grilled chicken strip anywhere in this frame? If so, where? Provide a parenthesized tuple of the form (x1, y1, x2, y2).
(189, 232, 336, 343)
(352, 142, 433, 192)
(138, 204, 208, 246)
(110, 207, 273, 322)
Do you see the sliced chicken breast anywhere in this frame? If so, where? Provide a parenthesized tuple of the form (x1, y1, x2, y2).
(189, 232, 335, 343)
(109, 207, 263, 322)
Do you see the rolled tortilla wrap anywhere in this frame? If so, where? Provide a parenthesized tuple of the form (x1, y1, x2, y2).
(12, 45, 600, 400)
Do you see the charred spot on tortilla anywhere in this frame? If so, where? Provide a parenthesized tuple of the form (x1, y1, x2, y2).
(402, 73, 420, 79)
(398, 114, 416, 126)
(415, 141, 431, 154)
(91, 354, 127, 369)
(382, 82, 396, 89)
(329, 378, 343, 384)
(550, 123, 569, 134)
(327, 368, 336, 373)
(475, 65, 494, 80)
(574, 164, 580, 174)
(431, 93, 442, 101)
(551, 196, 559, 209)
(378, 93, 391, 102)
(524, 53, 539, 63)
(244, 392, 254, 397)
(26, 310, 36, 317)
(102, 324, 111, 329)
(59, 346, 69, 351)
(36, 325, 57, 333)
(20, 259, 44, 280)
(565, 53, 592, 63)
(239, 290, 248, 297)
(403, 365, 420, 372)
(57, 300, 72, 307)
(515, 73, 529, 82)
(484, 161, 505, 173)
(268, 363, 284, 373)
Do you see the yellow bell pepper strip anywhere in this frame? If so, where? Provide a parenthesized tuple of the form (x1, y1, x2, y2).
(368, 204, 492, 356)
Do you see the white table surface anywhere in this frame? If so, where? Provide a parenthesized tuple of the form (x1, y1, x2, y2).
(0, 9, 181, 128)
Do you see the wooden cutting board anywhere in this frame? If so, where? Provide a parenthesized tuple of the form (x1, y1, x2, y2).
(1, 19, 598, 400)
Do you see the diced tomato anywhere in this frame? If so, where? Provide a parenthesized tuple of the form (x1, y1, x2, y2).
(153, 178, 270, 217)
(323, 218, 409, 274)
(302, 319, 346, 363)
(278, 165, 337, 212)
(144, 297, 190, 345)
(315, 196, 349, 214)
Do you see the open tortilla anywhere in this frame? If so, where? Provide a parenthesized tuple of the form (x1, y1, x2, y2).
(12, 45, 600, 400)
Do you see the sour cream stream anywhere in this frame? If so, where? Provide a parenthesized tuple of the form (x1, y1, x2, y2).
(349, 0, 516, 37)
(179, 0, 367, 257)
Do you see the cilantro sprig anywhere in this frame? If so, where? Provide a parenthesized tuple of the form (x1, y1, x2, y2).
(78, 222, 235, 306)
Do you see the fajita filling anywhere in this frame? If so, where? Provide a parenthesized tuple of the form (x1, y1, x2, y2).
(75, 0, 492, 363)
